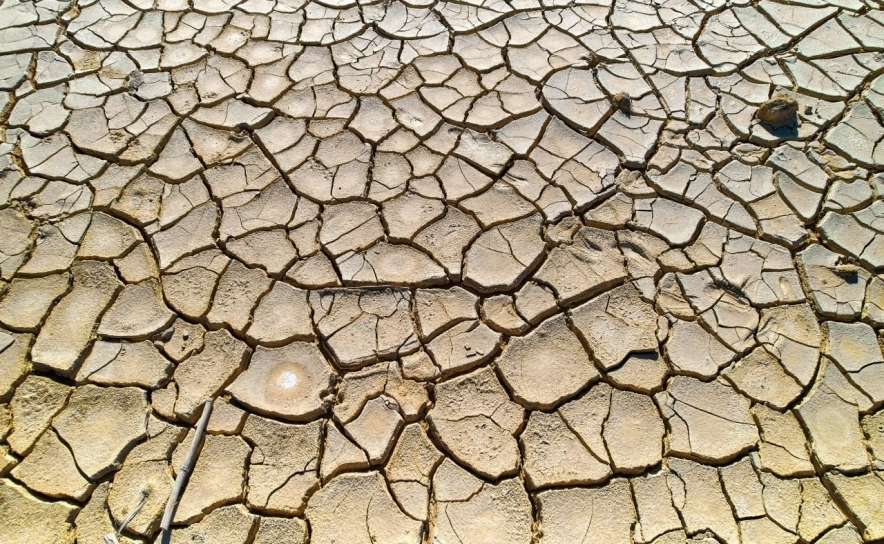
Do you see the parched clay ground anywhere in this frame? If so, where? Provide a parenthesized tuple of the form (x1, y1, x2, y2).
(2, 0, 884, 542)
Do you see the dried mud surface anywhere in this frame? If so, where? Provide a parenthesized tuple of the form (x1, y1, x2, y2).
(2, 0, 884, 541)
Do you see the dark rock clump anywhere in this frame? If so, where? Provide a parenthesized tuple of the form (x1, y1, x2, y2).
(757, 95, 799, 126)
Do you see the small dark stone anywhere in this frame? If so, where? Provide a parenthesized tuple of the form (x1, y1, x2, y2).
(231, 122, 251, 141)
(128, 70, 144, 95)
(612, 92, 631, 113)
(580, 52, 600, 67)
(757, 95, 799, 126)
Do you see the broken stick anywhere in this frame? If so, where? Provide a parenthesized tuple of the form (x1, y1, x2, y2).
(159, 399, 214, 540)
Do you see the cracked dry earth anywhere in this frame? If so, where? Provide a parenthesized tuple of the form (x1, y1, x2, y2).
(4, 0, 884, 543)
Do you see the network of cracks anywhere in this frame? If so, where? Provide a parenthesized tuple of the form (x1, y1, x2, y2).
(1, 0, 884, 541)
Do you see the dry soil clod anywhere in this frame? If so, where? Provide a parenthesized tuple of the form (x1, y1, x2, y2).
(756, 95, 799, 127)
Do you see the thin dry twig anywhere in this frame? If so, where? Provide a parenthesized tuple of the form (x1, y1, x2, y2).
(159, 399, 214, 542)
